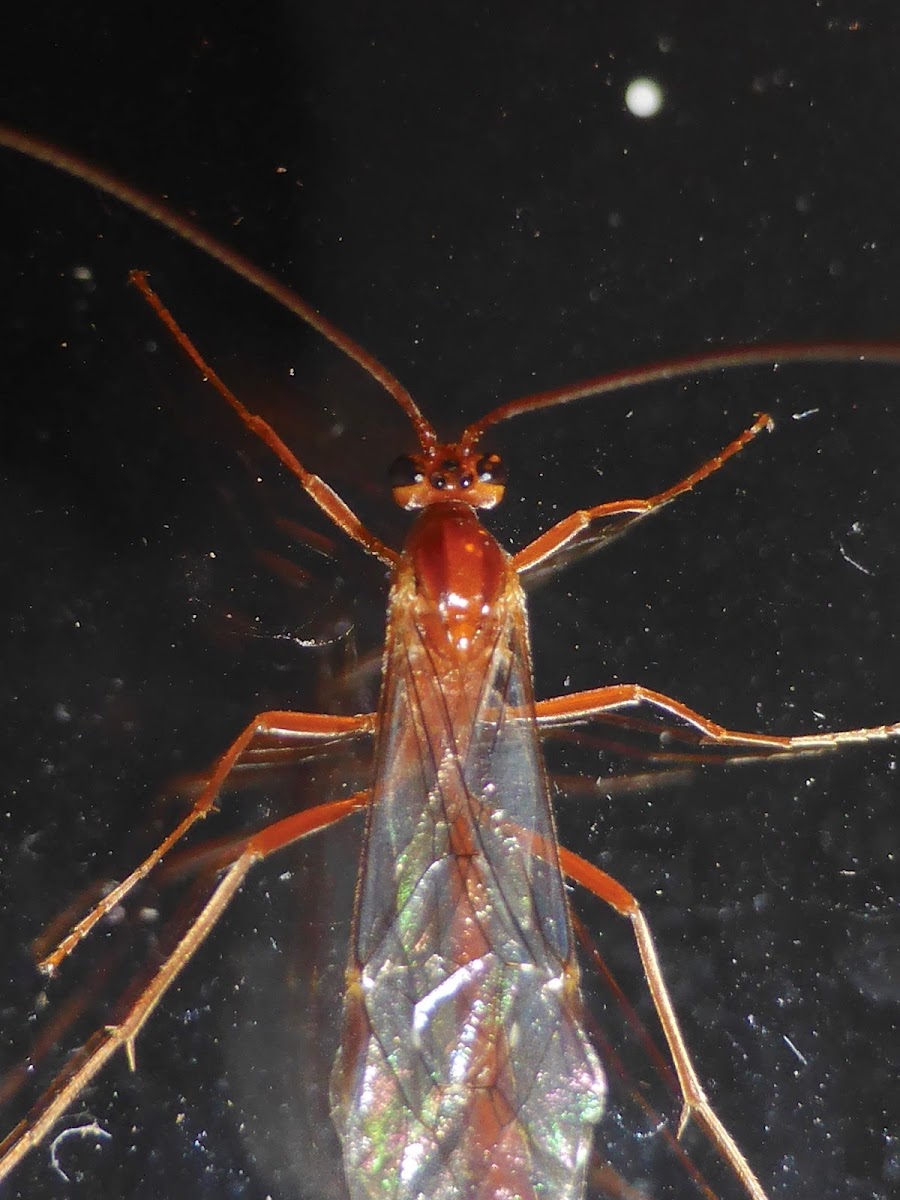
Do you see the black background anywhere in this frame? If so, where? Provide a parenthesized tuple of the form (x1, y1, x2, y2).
(1, 4, 899, 1199)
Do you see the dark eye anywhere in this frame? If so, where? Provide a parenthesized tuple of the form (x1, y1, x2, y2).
(388, 454, 424, 488)
(475, 453, 506, 486)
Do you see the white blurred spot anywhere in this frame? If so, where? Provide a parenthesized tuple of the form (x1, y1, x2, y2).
(625, 77, 664, 118)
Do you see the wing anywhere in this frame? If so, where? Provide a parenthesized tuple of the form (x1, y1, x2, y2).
(333, 545, 605, 1200)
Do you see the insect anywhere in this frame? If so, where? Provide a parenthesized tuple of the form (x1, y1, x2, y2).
(1, 126, 899, 1200)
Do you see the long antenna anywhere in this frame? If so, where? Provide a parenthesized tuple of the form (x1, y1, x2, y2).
(0, 123, 438, 450)
(461, 342, 900, 448)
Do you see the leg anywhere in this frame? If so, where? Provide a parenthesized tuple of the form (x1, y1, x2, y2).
(535, 684, 900, 753)
(559, 845, 769, 1200)
(0, 791, 369, 1186)
(39, 709, 374, 976)
(513, 413, 771, 577)
(130, 273, 399, 566)
(31, 739, 334, 963)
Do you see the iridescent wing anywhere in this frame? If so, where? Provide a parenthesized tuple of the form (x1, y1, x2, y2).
(333, 549, 606, 1200)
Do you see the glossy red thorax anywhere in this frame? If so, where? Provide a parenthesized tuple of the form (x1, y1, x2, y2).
(402, 502, 509, 656)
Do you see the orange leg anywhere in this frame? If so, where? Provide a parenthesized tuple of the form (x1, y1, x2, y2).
(535, 684, 900, 753)
(0, 791, 370, 1186)
(559, 844, 769, 1200)
(513, 413, 771, 577)
(130, 273, 400, 566)
(39, 709, 374, 976)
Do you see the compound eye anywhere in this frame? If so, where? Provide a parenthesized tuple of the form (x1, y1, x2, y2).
(388, 454, 424, 488)
(475, 453, 506, 486)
